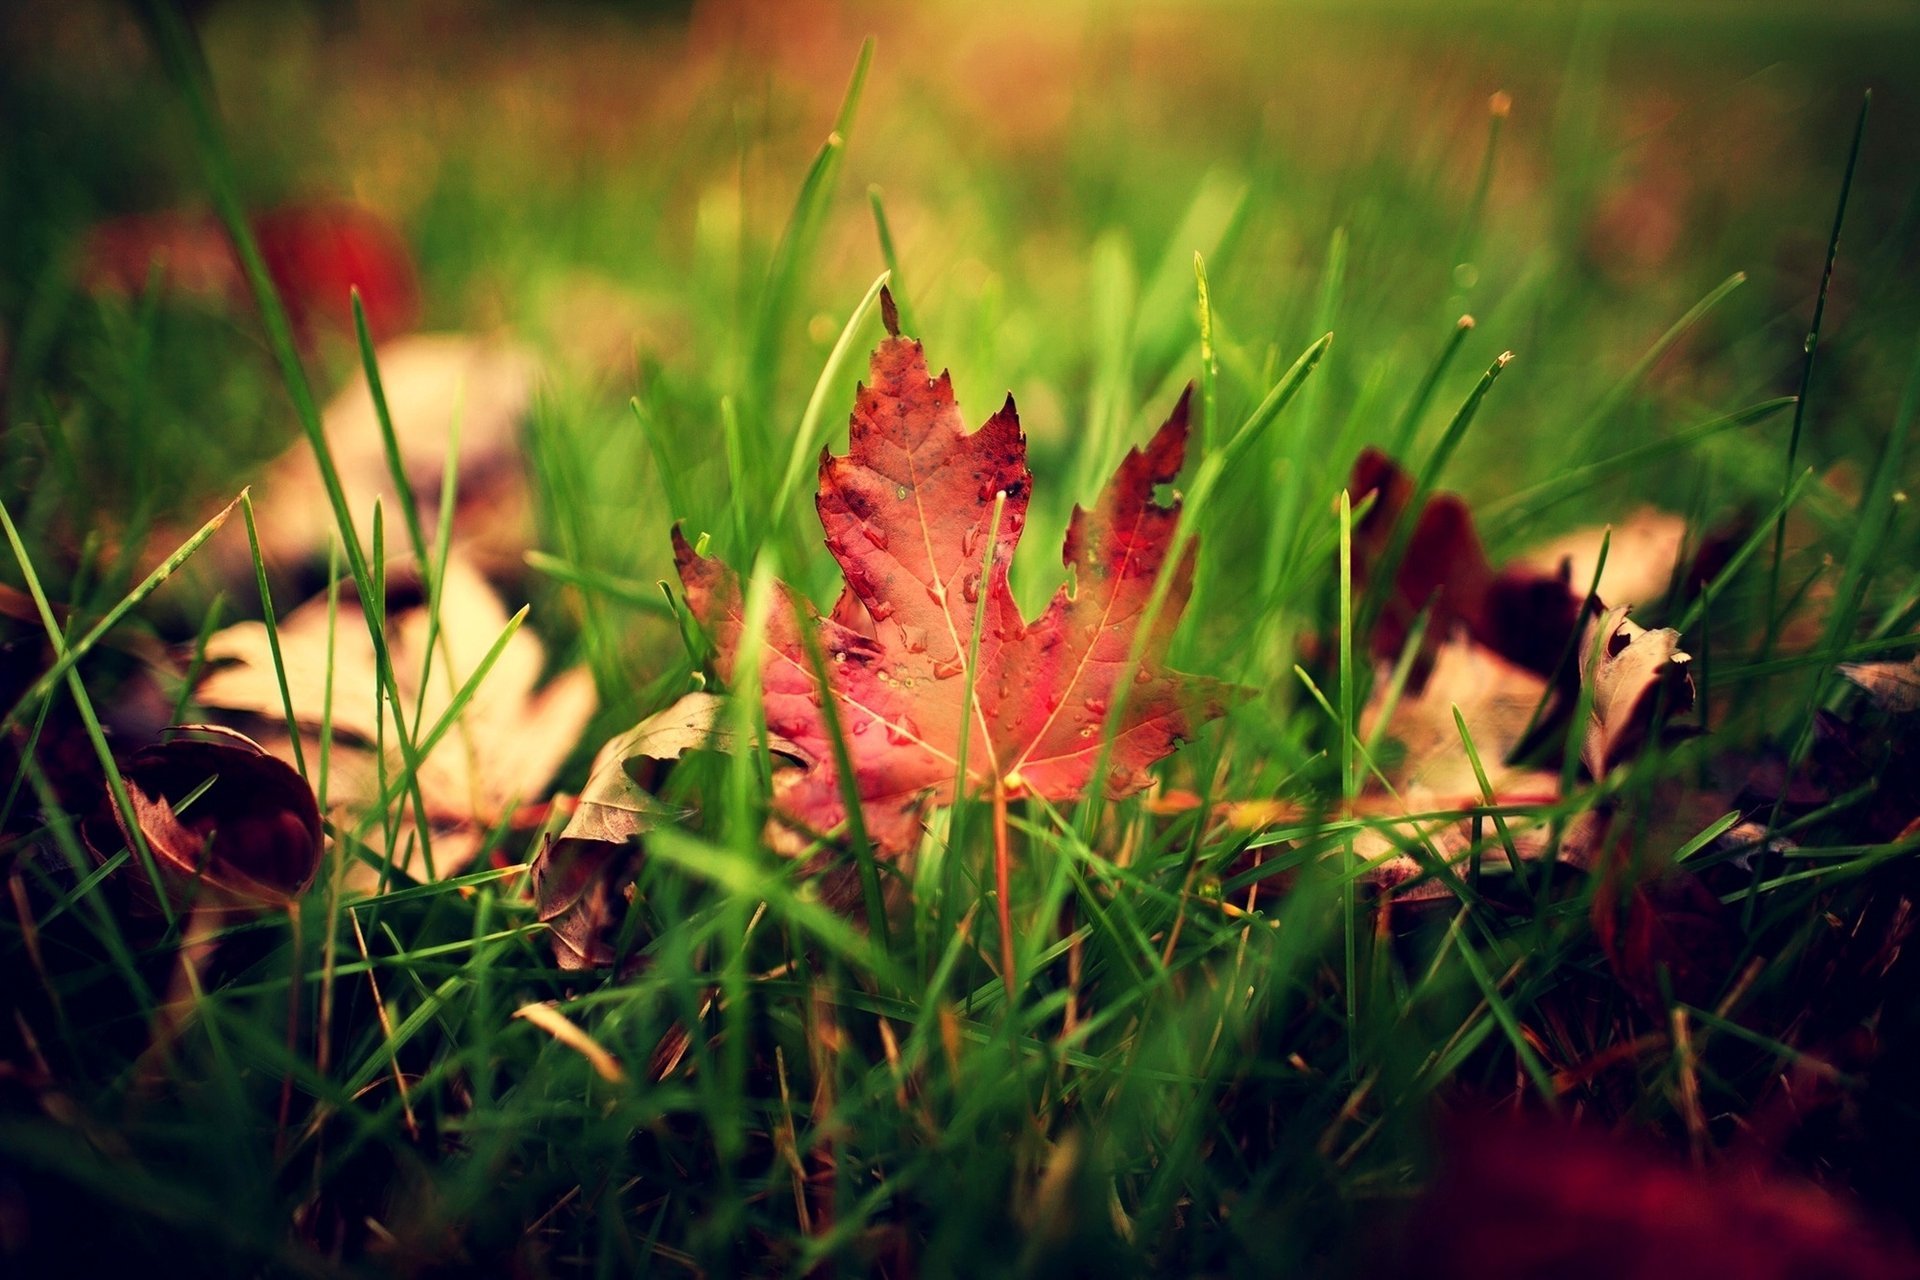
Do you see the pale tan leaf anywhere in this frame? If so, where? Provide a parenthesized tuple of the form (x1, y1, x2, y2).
(1840, 657, 1920, 713)
(1520, 508, 1689, 610)
(196, 549, 596, 888)
(1581, 604, 1695, 778)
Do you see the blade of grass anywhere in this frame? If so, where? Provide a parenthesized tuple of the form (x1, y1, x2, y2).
(1765, 91, 1871, 658)
(1, 494, 239, 733)
(770, 270, 890, 530)
(748, 37, 875, 432)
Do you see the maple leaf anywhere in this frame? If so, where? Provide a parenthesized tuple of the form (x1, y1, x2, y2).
(674, 296, 1229, 856)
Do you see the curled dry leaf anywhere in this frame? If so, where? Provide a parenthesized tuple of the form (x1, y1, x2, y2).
(81, 727, 321, 916)
(534, 691, 801, 970)
(196, 551, 595, 888)
(676, 293, 1231, 858)
(1581, 604, 1695, 779)
(1841, 656, 1920, 714)
(1344, 450, 1700, 901)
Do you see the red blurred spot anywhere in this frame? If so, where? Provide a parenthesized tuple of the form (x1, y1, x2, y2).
(79, 200, 419, 343)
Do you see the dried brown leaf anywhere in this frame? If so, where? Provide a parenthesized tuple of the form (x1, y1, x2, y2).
(82, 728, 321, 916)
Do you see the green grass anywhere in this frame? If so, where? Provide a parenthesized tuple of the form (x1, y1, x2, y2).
(4, 3, 1920, 1275)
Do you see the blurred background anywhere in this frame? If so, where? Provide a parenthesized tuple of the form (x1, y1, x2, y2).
(2, 0, 1916, 698)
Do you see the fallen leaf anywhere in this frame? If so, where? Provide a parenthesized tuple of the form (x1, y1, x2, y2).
(196, 551, 594, 887)
(1387, 1113, 1920, 1280)
(1581, 604, 1695, 778)
(533, 691, 802, 970)
(81, 727, 321, 916)
(1349, 447, 1498, 667)
(1519, 507, 1691, 616)
(1349, 447, 1586, 686)
(1841, 656, 1920, 714)
(1363, 639, 1551, 799)
(80, 200, 419, 342)
(1593, 860, 1741, 1011)
(676, 294, 1230, 856)
(243, 333, 541, 576)
(1354, 603, 1694, 900)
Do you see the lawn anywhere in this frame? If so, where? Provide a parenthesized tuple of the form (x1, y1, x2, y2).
(4, 1, 1920, 1275)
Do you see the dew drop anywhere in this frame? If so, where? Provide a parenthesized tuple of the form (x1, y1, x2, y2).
(962, 572, 982, 604)
(901, 625, 929, 654)
(869, 599, 896, 622)
(933, 656, 965, 680)
(961, 525, 981, 558)
(1134, 667, 1153, 684)
(925, 579, 946, 605)
(852, 719, 872, 736)
(885, 717, 919, 746)
(1083, 696, 1108, 717)
(998, 677, 1013, 701)
(861, 524, 889, 551)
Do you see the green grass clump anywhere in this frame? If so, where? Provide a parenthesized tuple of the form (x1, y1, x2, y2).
(4, 4, 1920, 1275)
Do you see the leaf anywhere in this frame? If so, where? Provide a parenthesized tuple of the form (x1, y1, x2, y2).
(1349, 447, 1502, 670)
(1840, 656, 1920, 713)
(1349, 448, 1695, 688)
(244, 333, 540, 575)
(80, 200, 419, 342)
(1581, 603, 1695, 778)
(1592, 865, 1740, 1011)
(533, 691, 803, 970)
(81, 727, 322, 916)
(1390, 1113, 1920, 1280)
(196, 551, 595, 886)
(1348, 456, 1702, 900)
(675, 296, 1230, 856)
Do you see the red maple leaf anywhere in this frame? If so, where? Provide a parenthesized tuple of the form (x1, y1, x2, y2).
(674, 294, 1229, 858)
